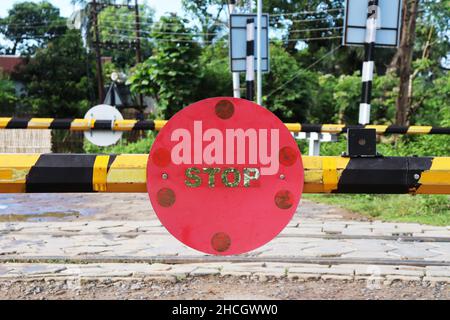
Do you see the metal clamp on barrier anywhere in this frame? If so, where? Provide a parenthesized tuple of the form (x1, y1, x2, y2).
(343, 128, 380, 158)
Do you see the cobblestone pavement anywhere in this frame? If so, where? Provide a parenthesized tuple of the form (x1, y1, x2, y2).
(0, 194, 449, 288)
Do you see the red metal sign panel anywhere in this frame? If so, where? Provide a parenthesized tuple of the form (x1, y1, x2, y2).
(147, 97, 304, 255)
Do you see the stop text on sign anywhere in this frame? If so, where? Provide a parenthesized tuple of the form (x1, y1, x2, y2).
(185, 167, 260, 188)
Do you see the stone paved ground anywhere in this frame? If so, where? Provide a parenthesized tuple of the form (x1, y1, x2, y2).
(0, 194, 448, 299)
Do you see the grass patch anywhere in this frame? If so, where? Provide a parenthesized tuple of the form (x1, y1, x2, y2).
(304, 194, 450, 226)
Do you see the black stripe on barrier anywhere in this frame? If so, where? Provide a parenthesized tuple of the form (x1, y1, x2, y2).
(50, 119, 74, 129)
(385, 125, 409, 134)
(300, 124, 323, 133)
(93, 120, 113, 130)
(133, 120, 155, 130)
(26, 154, 97, 193)
(430, 127, 450, 134)
(6, 117, 31, 129)
(344, 125, 364, 133)
(336, 157, 433, 194)
(107, 155, 117, 173)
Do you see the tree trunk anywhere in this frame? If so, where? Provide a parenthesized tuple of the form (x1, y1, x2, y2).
(395, 0, 419, 126)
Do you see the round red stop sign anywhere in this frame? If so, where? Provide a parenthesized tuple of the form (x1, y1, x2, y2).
(147, 97, 304, 255)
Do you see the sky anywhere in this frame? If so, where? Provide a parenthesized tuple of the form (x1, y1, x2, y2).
(0, 0, 183, 18)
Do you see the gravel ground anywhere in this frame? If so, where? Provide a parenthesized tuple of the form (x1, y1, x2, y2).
(0, 276, 448, 300)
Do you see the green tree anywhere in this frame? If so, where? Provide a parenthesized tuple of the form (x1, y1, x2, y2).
(127, 14, 201, 119)
(0, 72, 18, 116)
(13, 29, 94, 117)
(195, 40, 232, 100)
(0, 1, 67, 55)
(97, 3, 155, 68)
(181, 0, 226, 43)
(263, 44, 318, 122)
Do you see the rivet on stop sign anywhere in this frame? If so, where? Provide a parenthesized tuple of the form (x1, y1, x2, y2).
(211, 232, 231, 252)
(279, 146, 298, 166)
(274, 190, 294, 209)
(156, 188, 176, 207)
(214, 99, 235, 120)
(152, 148, 171, 167)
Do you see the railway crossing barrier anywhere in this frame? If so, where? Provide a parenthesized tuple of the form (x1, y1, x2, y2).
(0, 154, 448, 195)
(0, 97, 448, 255)
(1, 117, 449, 135)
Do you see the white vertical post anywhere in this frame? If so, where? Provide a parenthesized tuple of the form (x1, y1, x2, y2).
(229, 1, 241, 98)
(232, 73, 241, 98)
(256, 0, 262, 105)
(308, 133, 321, 156)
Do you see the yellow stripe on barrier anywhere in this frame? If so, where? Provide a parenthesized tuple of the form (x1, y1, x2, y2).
(416, 157, 450, 194)
(321, 124, 345, 133)
(322, 157, 339, 192)
(0, 118, 12, 129)
(154, 120, 167, 131)
(0, 154, 40, 193)
(28, 118, 53, 129)
(92, 155, 110, 192)
(302, 156, 350, 193)
(365, 125, 389, 134)
(70, 119, 92, 131)
(106, 154, 148, 192)
(407, 126, 433, 134)
(285, 123, 301, 133)
(113, 120, 138, 131)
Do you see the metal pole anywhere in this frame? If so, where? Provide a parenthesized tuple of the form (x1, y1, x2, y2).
(134, 0, 144, 110)
(229, 0, 241, 98)
(91, 0, 105, 103)
(134, 0, 142, 63)
(245, 18, 255, 101)
(358, 0, 379, 125)
(256, 0, 262, 105)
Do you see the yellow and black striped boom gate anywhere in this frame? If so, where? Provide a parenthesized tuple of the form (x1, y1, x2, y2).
(1, 117, 449, 135)
(1, 97, 449, 255)
(0, 154, 448, 194)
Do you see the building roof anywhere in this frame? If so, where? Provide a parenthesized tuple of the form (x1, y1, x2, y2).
(0, 55, 25, 75)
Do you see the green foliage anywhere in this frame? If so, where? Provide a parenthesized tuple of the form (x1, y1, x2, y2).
(98, 4, 155, 68)
(412, 72, 450, 126)
(0, 72, 18, 116)
(305, 194, 449, 226)
(0, 1, 66, 55)
(84, 132, 156, 154)
(263, 43, 318, 122)
(181, 0, 226, 43)
(127, 14, 201, 119)
(13, 29, 94, 117)
(195, 40, 232, 99)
